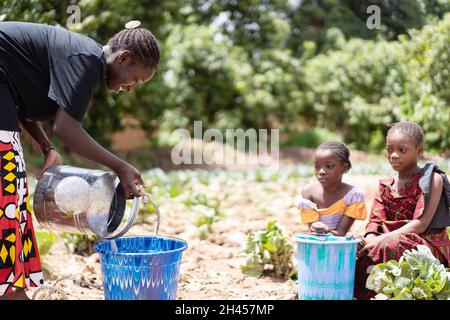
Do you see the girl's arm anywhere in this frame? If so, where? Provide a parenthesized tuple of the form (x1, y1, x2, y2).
(18, 116, 63, 178)
(331, 216, 355, 236)
(364, 187, 386, 237)
(336, 188, 367, 237)
(18, 115, 52, 152)
(385, 173, 444, 236)
(301, 185, 318, 232)
(301, 185, 313, 201)
(359, 175, 443, 256)
(53, 108, 144, 198)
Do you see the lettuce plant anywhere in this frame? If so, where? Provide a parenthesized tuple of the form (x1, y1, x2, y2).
(241, 220, 295, 279)
(366, 245, 450, 300)
(184, 193, 222, 239)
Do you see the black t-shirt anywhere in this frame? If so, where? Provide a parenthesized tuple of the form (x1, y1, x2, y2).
(0, 21, 106, 130)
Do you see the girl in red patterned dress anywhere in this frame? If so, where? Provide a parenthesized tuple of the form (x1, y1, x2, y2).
(354, 121, 450, 300)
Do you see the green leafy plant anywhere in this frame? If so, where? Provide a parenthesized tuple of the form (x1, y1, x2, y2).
(61, 233, 99, 256)
(241, 220, 295, 279)
(184, 193, 222, 240)
(366, 245, 450, 300)
(35, 231, 58, 257)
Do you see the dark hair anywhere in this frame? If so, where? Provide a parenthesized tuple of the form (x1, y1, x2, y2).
(387, 121, 424, 147)
(107, 27, 160, 68)
(317, 141, 352, 170)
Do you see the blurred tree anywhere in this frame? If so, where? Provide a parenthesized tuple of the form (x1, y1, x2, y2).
(402, 12, 450, 152)
(302, 13, 450, 152)
(0, 0, 190, 145)
(1, 0, 449, 156)
(287, 0, 449, 55)
(192, 0, 292, 51)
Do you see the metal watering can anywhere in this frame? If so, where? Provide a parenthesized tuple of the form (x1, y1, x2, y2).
(33, 165, 141, 239)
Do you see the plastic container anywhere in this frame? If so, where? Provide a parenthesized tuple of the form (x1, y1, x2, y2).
(94, 236, 187, 300)
(294, 232, 361, 300)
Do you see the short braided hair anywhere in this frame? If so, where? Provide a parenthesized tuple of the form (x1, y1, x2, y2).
(317, 141, 352, 170)
(387, 121, 424, 147)
(107, 27, 160, 68)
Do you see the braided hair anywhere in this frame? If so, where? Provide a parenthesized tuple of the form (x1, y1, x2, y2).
(107, 22, 160, 68)
(317, 141, 352, 171)
(387, 121, 424, 147)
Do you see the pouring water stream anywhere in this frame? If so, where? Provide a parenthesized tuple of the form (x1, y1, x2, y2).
(110, 186, 160, 253)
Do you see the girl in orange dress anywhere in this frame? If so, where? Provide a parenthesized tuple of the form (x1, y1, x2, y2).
(298, 141, 367, 236)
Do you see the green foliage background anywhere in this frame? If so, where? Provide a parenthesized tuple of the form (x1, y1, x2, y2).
(1, 0, 449, 154)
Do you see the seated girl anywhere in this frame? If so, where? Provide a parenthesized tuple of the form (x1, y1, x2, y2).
(354, 121, 450, 300)
(298, 141, 367, 236)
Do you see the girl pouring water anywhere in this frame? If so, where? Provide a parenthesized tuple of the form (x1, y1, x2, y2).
(0, 20, 159, 299)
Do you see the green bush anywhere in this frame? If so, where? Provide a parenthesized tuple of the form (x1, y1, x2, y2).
(303, 39, 408, 151)
(281, 128, 341, 148)
(2, 1, 449, 157)
(302, 14, 450, 152)
(401, 13, 450, 152)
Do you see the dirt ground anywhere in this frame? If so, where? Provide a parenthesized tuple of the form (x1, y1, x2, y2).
(25, 173, 380, 300)
(18, 129, 448, 300)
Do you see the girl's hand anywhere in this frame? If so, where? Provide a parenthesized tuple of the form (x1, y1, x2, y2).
(345, 232, 355, 239)
(38, 149, 62, 180)
(310, 221, 330, 234)
(115, 162, 145, 199)
(357, 234, 386, 257)
(357, 233, 376, 250)
(354, 234, 367, 252)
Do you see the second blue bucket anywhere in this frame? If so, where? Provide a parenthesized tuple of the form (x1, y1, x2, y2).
(295, 233, 360, 300)
(94, 236, 187, 300)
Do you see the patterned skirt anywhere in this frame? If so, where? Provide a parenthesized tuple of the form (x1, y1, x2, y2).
(0, 130, 43, 296)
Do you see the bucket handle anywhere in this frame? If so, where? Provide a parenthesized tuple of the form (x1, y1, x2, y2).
(293, 231, 332, 238)
(293, 231, 357, 241)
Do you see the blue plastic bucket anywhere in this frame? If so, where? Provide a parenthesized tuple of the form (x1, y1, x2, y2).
(295, 233, 361, 300)
(94, 235, 187, 300)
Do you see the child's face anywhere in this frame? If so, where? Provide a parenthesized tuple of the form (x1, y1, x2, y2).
(313, 149, 348, 187)
(386, 130, 423, 172)
(106, 50, 155, 93)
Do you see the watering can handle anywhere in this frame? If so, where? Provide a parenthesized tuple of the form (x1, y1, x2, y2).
(103, 196, 140, 240)
(103, 189, 161, 240)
